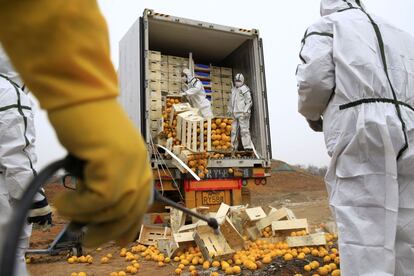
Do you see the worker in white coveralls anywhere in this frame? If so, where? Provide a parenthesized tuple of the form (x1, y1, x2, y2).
(0, 46, 52, 275)
(297, 0, 414, 275)
(228, 73, 253, 151)
(181, 68, 213, 119)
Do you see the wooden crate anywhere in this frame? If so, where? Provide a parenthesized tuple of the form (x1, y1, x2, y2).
(287, 232, 327, 248)
(138, 225, 171, 246)
(222, 83, 232, 91)
(256, 207, 296, 231)
(221, 67, 233, 77)
(167, 206, 186, 233)
(157, 238, 179, 258)
(160, 81, 168, 91)
(211, 82, 222, 90)
(150, 89, 162, 100)
(161, 55, 168, 63)
(150, 108, 162, 120)
(168, 55, 181, 65)
(169, 103, 192, 125)
(168, 64, 182, 75)
(149, 80, 161, 91)
(271, 219, 309, 235)
(160, 72, 168, 81)
(221, 76, 233, 85)
(177, 111, 211, 152)
(215, 203, 231, 225)
(168, 81, 181, 91)
(213, 106, 225, 117)
(161, 62, 169, 73)
(221, 217, 246, 251)
(246, 226, 261, 241)
(148, 50, 161, 62)
(169, 73, 181, 82)
(149, 70, 161, 81)
(245, 207, 267, 222)
(149, 60, 161, 71)
(211, 66, 221, 75)
(193, 226, 234, 262)
(211, 76, 221, 82)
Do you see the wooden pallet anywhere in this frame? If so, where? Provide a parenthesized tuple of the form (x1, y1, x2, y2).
(287, 232, 326, 248)
(193, 226, 234, 262)
(138, 225, 171, 246)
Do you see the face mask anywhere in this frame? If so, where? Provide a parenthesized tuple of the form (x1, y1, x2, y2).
(235, 81, 243, 88)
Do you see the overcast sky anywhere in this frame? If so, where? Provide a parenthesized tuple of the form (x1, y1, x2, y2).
(33, 0, 414, 169)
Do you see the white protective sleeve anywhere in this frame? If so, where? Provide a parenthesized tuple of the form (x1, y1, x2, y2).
(296, 20, 336, 121)
(185, 79, 203, 96)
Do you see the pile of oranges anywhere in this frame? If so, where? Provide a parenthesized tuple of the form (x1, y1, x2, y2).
(211, 118, 233, 151)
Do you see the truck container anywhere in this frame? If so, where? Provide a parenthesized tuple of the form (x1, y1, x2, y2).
(118, 9, 272, 211)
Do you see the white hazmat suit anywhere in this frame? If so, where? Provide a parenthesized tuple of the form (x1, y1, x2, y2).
(0, 46, 52, 276)
(182, 69, 213, 119)
(297, 1, 414, 275)
(228, 73, 253, 150)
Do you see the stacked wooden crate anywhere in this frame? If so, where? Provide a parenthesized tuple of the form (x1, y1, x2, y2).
(176, 110, 212, 152)
(221, 67, 233, 109)
(148, 51, 162, 137)
(211, 66, 224, 116)
(210, 66, 233, 117)
(160, 55, 189, 96)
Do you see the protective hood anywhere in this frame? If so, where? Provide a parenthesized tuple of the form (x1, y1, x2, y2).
(0, 44, 23, 87)
(235, 73, 245, 85)
(320, 0, 365, 16)
(182, 68, 193, 80)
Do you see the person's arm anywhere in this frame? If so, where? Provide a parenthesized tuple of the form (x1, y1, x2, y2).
(243, 88, 253, 114)
(0, 0, 152, 247)
(184, 79, 203, 96)
(296, 20, 335, 124)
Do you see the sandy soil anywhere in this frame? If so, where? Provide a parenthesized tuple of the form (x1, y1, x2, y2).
(27, 161, 332, 276)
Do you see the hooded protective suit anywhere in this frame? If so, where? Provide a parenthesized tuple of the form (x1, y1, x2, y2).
(228, 73, 253, 150)
(297, 0, 414, 275)
(182, 69, 213, 119)
(0, 46, 52, 276)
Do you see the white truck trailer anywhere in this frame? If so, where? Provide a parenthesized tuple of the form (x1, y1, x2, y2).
(118, 9, 272, 210)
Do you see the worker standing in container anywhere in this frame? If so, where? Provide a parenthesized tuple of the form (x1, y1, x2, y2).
(181, 68, 213, 119)
(0, 45, 53, 275)
(297, 0, 414, 275)
(228, 73, 253, 151)
(0, 1, 153, 274)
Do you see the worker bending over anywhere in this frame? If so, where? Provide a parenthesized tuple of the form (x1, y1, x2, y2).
(0, 45, 52, 275)
(228, 73, 253, 151)
(181, 68, 213, 119)
(297, 0, 414, 275)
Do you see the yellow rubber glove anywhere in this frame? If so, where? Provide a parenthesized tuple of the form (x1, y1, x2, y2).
(0, 0, 153, 247)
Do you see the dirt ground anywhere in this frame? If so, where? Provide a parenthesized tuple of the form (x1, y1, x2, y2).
(27, 161, 332, 276)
